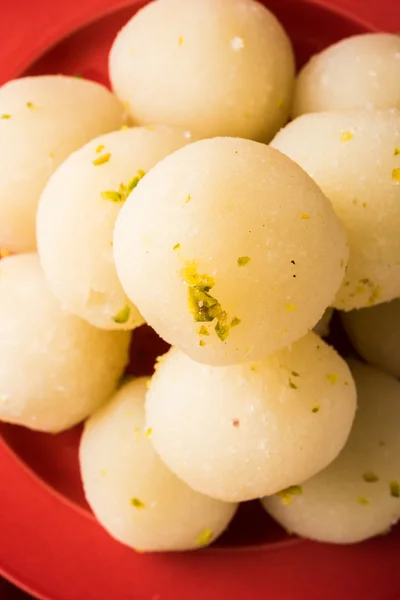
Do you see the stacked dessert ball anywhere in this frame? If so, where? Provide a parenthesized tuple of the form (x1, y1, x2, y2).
(1, 0, 400, 551)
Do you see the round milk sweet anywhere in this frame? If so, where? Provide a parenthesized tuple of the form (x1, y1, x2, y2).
(80, 377, 237, 552)
(109, 0, 295, 143)
(0, 254, 130, 432)
(0, 76, 125, 252)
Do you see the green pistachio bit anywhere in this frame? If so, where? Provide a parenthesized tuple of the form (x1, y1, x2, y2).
(173, 243, 180, 251)
(145, 428, 152, 438)
(326, 373, 338, 385)
(394, 148, 400, 156)
(128, 169, 146, 191)
(1, 114, 11, 119)
(130, 497, 145, 509)
(288, 378, 298, 390)
(181, 263, 215, 290)
(390, 481, 400, 498)
(199, 340, 206, 347)
(363, 472, 379, 483)
(113, 305, 131, 324)
(291, 370, 300, 377)
(277, 485, 302, 506)
(93, 152, 111, 166)
(184, 194, 191, 204)
(101, 190, 122, 202)
(26, 101, 35, 109)
(392, 168, 400, 182)
(197, 325, 210, 336)
(231, 317, 241, 327)
(311, 404, 320, 413)
(358, 497, 369, 505)
(96, 144, 105, 154)
(215, 313, 230, 341)
(237, 256, 251, 267)
(196, 528, 213, 546)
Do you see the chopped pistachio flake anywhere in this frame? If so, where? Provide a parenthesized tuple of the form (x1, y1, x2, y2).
(145, 428, 152, 438)
(340, 130, 354, 142)
(100, 469, 107, 477)
(231, 317, 241, 327)
(311, 404, 320, 413)
(300, 213, 310, 219)
(392, 168, 400, 182)
(355, 284, 366, 295)
(288, 378, 298, 390)
(130, 497, 145, 509)
(173, 243, 181, 251)
(197, 325, 210, 336)
(96, 144, 105, 153)
(101, 171, 146, 203)
(250, 365, 257, 372)
(112, 305, 131, 324)
(277, 485, 302, 505)
(394, 148, 400, 156)
(1, 114, 11, 119)
(184, 194, 191, 204)
(26, 101, 35, 109)
(390, 481, 400, 498)
(363, 472, 379, 483)
(196, 528, 213, 546)
(232, 418, 240, 427)
(285, 303, 296, 312)
(358, 497, 369, 505)
(326, 373, 338, 385)
(93, 152, 111, 166)
(178, 36, 184, 46)
(291, 370, 300, 377)
(0, 248, 11, 259)
(199, 340, 206, 347)
(181, 261, 235, 341)
(238, 256, 251, 267)
(120, 124, 130, 131)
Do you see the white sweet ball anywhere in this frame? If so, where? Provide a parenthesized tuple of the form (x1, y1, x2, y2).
(109, 0, 295, 143)
(341, 299, 400, 378)
(271, 110, 400, 311)
(293, 34, 400, 118)
(114, 137, 348, 366)
(0, 76, 125, 253)
(0, 254, 130, 432)
(145, 334, 357, 502)
(262, 361, 400, 544)
(80, 377, 237, 552)
(37, 125, 192, 330)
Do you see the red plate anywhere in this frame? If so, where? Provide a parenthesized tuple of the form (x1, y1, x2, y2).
(1, 1, 400, 599)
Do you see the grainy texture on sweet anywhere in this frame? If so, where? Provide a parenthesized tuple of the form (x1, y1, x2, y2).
(114, 137, 348, 366)
(262, 361, 400, 543)
(80, 378, 237, 551)
(271, 111, 400, 310)
(0, 254, 130, 432)
(145, 334, 357, 502)
(0, 76, 125, 252)
(341, 299, 400, 377)
(109, 0, 295, 142)
(37, 125, 192, 330)
(293, 34, 400, 117)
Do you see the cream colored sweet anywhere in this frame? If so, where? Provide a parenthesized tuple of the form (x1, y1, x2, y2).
(262, 361, 400, 544)
(293, 34, 400, 118)
(80, 377, 237, 552)
(271, 110, 400, 311)
(114, 137, 348, 365)
(145, 334, 357, 502)
(0, 254, 130, 433)
(341, 299, 400, 378)
(37, 126, 192, 330)
(0, 76, 125, 253)
(109, 0, 295, 143)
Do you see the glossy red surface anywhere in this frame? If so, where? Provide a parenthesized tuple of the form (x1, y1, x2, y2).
(0, 1, 400, 599)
